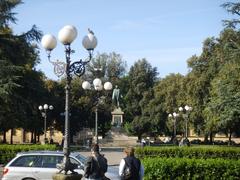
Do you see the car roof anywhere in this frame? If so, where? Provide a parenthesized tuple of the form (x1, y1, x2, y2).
(16, 151, 82, 157)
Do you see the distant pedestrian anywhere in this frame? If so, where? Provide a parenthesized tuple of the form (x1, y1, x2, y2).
(84, 143, 109, 180)
(141, 139, 146, 147)
(119, 146, 144, 180)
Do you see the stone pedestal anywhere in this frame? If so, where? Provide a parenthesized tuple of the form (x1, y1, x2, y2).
(52, 173, 82, 180)
(111, 107, 124, 127)
(101, 107, 138, 147)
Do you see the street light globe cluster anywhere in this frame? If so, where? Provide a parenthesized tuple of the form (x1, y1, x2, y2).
(179, 105, 193, 112)
(41, 25, 97, 51)
(82, 79, 113, 91)
(39, 104, 53, 111)
(168, 112, 179, 118)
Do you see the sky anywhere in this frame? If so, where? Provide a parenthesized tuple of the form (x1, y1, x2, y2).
(11, 0, 234, 80)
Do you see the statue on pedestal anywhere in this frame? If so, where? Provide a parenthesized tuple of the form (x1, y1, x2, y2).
(111, 85, 124, 127)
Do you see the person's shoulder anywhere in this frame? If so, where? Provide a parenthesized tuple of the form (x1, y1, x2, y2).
(99, 153, 106, 159)
(86, 156, 93, 162)
(98, 154, 107, 163)
(132, 156, 141, 163)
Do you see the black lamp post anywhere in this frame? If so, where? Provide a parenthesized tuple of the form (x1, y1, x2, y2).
(82, 78, 112, 144)
(168, 112, 179, 145)
(168, 112, 178, 139)
(39, 104, 53, 144)
(179, 105, 192, 139)
(41, 25, 97, 176)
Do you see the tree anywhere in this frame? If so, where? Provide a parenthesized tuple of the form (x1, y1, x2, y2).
(221, 2, 240, 29)
(124, 58, 158, 139)
(150, 73, 185, 137)
(207, 62, 240, 143)
(186, 37, 222, 142)
(86, 52, 127, 85)
(0, 0, 43, 143)
(204, 28, 240, 143)
(0, 0, 22, 28)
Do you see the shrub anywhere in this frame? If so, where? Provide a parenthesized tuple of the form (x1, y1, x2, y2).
(135, 146, 240, 159)
(0, 144, 58, 164)
(142, 157, 240, 180)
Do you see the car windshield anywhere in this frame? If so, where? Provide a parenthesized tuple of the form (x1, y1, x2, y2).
(75, 154, 87, 164)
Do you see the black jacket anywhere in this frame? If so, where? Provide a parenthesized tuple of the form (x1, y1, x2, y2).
(84, 154, 108, 179)
(123, 156, 141, 180)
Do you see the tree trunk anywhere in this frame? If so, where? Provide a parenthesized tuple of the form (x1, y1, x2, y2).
(209, 131, 213, 144)
(138, 134, 142, 141)
(3, 130, 7, 143)
(228, 130, 232, 146)
(10, 128, 13, 144)
(22, 129, 26, 143)
(34, 131, 37, 144)
(204, 133, 208, 143)
(31, 131, 34, 143)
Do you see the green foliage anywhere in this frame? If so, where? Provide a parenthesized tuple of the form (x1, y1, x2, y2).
(0, 0, 22, 27)
(151, 73, 185, 136)
(135, 146, 240, 159)
(0, 0, 45, 143)
(142, 157, 240, 180)
(221, 2, 240, 29)
(124, 59, 158, 138)
(0, 144, 58, 164)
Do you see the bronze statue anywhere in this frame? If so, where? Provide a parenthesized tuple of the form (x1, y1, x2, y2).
(112, 85, 120, 108)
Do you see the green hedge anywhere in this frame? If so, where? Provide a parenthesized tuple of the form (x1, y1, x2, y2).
(135, 146, 240, 159)
(0, 144, 58, 164)
(142, 157, 240, 180)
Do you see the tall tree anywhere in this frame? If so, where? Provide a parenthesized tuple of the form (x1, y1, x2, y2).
(0, 0, 43, 143)
(124, 58, 158, 139)
(204, 29, 240, 143)
(150, 73, 185, 137)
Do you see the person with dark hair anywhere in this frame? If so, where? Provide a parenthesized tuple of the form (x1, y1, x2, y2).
(84, 144, 108, 180)
(119, 147, 144, 180)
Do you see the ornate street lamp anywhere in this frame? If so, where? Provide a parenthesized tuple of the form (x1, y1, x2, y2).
(41, 25, 97, 176)
(82, 78, 112, 144)
(39, 104, 53, 144)
(179, 105, 192, 139)
(168, 112, 179, 141)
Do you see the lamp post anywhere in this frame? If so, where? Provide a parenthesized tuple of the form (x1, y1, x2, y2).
(168, 112, 179, 141)
(179, 105, 192, 139)
(82, 78, 112, 144)
(38, 104, 53, 144)
(41, 25, 97, 176)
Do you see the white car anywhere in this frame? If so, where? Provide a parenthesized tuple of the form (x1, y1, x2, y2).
(2, 151, 119, 180)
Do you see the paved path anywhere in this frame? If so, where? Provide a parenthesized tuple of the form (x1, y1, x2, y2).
(80, 150, 125, 165)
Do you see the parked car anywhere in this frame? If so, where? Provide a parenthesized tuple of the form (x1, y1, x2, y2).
(2, 151, 119, 180)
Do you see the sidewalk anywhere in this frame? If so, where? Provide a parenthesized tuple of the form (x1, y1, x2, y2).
(80, 150, 125, 165)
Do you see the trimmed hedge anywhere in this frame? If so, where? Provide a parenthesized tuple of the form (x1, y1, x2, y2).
(142, 157, 240, 180)
(0, 144, 58, 164)
(135, 146, 240, 159)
